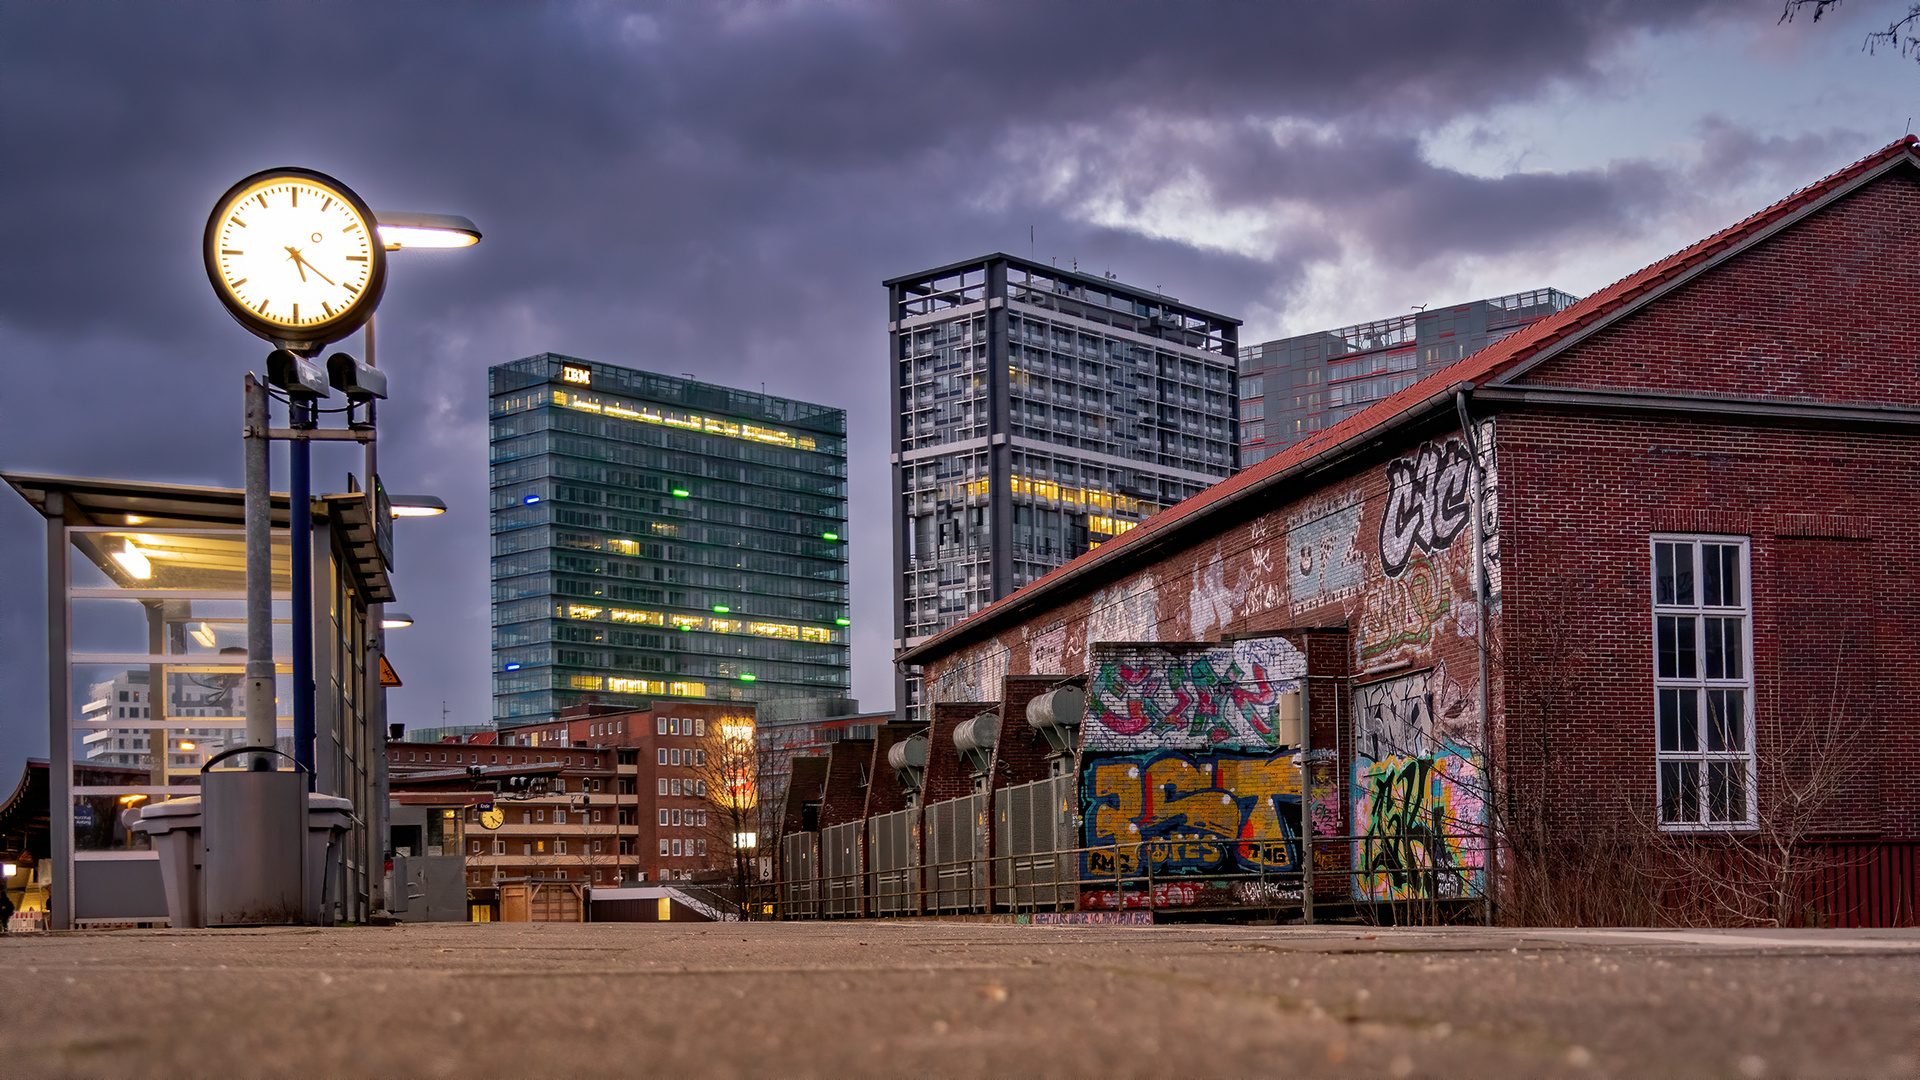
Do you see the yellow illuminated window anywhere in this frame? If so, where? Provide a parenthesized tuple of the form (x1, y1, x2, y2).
(606, 539, 639, 555)
(649, 522, 678, 537)
(709, 619, 739, 633)
(670, 615, 705, 631)
(607, 677, 667, 695)
(565, 605, 603, 620)
(570, 675, 604, 690)
(610, 609, 664, 626)
(669, 681, 706, 697)
(800, 627, 831, 643)
(748, 622, 799, 640)
(553, 392, 818, 451)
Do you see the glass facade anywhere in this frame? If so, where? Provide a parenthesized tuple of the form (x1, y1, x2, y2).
(888, 255, 1240, 722)
(1238, 287, 1577, 464)
(489, 355, 850, 724)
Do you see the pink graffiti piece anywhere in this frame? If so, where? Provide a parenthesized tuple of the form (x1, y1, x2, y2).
(1091, 662, 1160, 735)
(1229, 659, 1277, 735)
(1080, 882, 1207, 909)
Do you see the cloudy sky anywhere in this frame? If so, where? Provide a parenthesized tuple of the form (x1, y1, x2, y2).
(2, 0, 1915, 775)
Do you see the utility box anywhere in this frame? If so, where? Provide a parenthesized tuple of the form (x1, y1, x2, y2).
(202, 767, 306, 926)
(387, 854, 469, 922)
(498, 878, 585, 922)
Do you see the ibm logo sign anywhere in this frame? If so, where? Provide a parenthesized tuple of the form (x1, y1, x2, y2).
(562, 365, 592, 385)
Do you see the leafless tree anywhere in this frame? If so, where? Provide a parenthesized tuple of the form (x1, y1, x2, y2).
(690, 717, 765, 917)
(1783, 1, 1920, 62)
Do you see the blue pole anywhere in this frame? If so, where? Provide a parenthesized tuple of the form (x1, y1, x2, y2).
(291, 399, 315, 786)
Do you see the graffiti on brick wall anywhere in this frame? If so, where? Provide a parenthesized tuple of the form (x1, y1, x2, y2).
(1028, 622, 1071, 674)
(1082, 749, 1302, 878)
(1305, 748, 1342, 840)
(1357, 550, 1454, 661)
(1288, 490, 1366, 615)
(1379, 437, 1473, 578)
(1353, 747, 1485, 902)
(1350, 668, 1484, 902)
(1083, 571, 1159, 669)
(1084, 637, 1306, 752)
(932, 643, 1009, 704)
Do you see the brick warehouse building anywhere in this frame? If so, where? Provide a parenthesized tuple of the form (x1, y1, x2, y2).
(802, 138, 1920, 926)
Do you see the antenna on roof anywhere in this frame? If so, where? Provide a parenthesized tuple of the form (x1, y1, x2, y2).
(1411, 303, 1428, 312)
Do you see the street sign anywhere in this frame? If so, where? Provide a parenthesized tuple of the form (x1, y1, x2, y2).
(73, 804, 95, 829)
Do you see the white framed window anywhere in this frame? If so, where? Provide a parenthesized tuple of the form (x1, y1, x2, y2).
(659, 839, 670, 856)
(697, 810, 707, 827)
(695, 780, 706, 796)
(669, 748, 681, 766)
(694, 749, 705, 766)
(493, 839, 506, 855)
(697, 839, 707, 856)
(671, 809, 681, 826)
(1652, 536, 1755, 829)
(554, 809, 566, 825)
(695, 718, 705, 736)
(658, 809, 669, 826)
(556, 840, 567, 855)
(670, 778, 682, 796)
(657, 778, 669, 795)
(671, 840, 683, 856)
(657, 717, 668, 734)
(657, 748, 667, 765)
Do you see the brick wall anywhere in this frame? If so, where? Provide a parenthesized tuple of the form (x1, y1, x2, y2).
(862, 722, 925, 820)
(817, 739, 875, 829)
(922, 701, 993, 808)
(781, 756, 828, 836)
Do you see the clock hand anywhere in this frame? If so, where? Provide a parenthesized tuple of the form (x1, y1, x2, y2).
(283, 247, 339, 287)
(283, 246, 308, 282)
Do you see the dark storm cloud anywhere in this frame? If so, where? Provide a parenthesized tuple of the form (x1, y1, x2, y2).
(0, 0, 1793, 771)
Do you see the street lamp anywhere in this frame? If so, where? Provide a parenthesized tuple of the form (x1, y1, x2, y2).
(387, 495, 447, 518)
(375, 211, 481, 250)
(381, 612, 415, 629)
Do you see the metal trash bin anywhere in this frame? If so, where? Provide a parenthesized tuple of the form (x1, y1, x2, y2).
(201, 748, 307, 927)
(305, 794, 353, 924)
(125, 797, 205, 929)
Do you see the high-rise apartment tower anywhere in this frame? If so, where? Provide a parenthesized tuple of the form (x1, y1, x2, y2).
(887, 254, 1241, 721)
(490, 355, 850, 724)
(1238, 287, 1576, 465)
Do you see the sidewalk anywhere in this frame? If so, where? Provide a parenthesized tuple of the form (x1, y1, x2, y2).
(3, 921, 1915, 1077)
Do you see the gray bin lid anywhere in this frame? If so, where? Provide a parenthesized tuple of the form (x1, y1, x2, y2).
(125, 796, 205, 835)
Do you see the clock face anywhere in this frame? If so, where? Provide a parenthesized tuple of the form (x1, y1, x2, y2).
(479, 808, 504, 831)
(203, 168, 386, 346)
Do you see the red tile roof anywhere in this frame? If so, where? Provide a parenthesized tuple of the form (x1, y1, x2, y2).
(901, 136, 1920, 666)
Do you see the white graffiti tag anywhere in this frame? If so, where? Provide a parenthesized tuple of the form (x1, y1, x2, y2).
(1379, 438, 1472, 577)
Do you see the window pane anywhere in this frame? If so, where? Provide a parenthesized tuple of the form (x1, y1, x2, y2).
(1658, 617, 1678, 678)
(1707, 689, 1744, 752)
(1656, 543, 1676, 605)
(1661, 761, 1699, 823)
(1702, 546, 1722, 606)
(1706, 617, 1743, 679)
(1673, 543, 1694, 605)
(1659, 689, 1684, 751)
(1718, 545, 1740, 606)
(1674, 617, 1696, 678)
(1708, 760, 1747, 823)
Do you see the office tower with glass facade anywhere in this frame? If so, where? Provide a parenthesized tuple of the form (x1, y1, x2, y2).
(887, 255, 1241, 721)
(1238, 287, 1577, 464)
(489, 355, 850, 724)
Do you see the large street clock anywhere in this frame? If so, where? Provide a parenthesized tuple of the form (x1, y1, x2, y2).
(203, 167, 387, 352)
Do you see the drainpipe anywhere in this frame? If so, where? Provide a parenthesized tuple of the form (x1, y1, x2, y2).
(1454, 386, 1495, 927)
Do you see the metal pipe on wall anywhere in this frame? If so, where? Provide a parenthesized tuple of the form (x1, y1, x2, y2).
(1455, 386, 1495, 926)
(291, 399, 314, 783)
(244, 374, 276, 767)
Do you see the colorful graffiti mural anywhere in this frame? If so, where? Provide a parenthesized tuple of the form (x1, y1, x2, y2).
(1082, 749, 1303, 877)
(1379, 437, 1472, 578)
(1084, 638, 1306, 752)
(1350, 670, 1485, 902)
(1287, 492, 1365, 615)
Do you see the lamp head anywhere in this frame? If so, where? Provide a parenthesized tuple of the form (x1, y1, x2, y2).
(374, 210, 482, 251)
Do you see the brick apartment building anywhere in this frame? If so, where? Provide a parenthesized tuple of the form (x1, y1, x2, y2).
(784, 138, 1920, 926)
(390, 700, 753, 894)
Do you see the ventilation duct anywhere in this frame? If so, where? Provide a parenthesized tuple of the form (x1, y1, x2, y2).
(953, 711, 1000, 776)
(1026, 687, 1085, 753)
(887, 733, 928, 794)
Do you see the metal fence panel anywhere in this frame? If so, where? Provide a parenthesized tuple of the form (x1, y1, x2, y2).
(867, 808, 919, 916)
(822, 822, 863, 918)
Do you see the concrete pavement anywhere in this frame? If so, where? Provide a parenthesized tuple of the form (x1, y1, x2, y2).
(2, 921, 1916, 1078)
